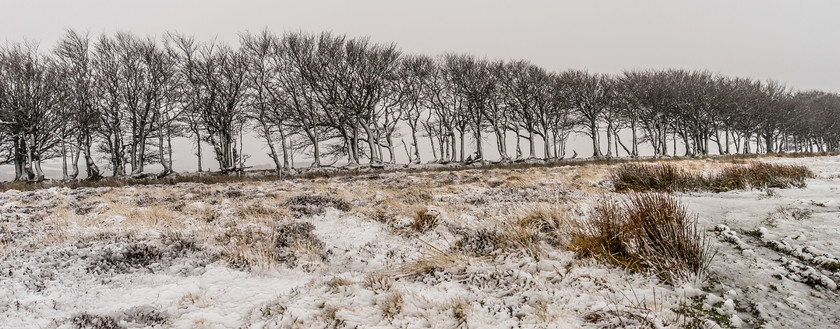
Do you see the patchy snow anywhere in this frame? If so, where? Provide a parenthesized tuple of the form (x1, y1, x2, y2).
(684, 155, 840, 327)
(0, 155, 839, 328)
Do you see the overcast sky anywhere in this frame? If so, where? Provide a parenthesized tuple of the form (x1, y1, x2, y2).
(2, 1, 839, 179)
(3, 0, 839, 92)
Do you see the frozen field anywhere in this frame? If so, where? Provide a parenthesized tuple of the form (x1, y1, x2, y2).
(1, 156, 839, 328)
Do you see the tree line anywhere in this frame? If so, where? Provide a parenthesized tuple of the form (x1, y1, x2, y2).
(1, 29, 838, 182)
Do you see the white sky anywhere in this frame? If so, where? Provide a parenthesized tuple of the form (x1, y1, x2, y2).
(3, 0, 839, 91)
(2, 0, 839, 178)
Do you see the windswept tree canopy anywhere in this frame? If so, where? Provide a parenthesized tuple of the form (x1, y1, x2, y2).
(1, 29, 839, 181)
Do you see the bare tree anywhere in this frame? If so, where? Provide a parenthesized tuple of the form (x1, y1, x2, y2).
(0, 43, 63, 181)
(276, 32, 328, 167)
(241, 30, 288, 174)
(502, 60, 543, 160)
(201, 44, 249, 173)
(558, 70, 612, 158)
(55, 29, 103, 180)
(396, 55, 433, 164)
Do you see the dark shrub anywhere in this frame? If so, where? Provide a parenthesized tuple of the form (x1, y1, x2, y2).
(286, 194, 351, 216)
(275, 221, 326, 264)
(121, 305, 167, 326)
(454, 228, 502, 256)
(70, 313, 122, 329)
(89, 243, 163, 274)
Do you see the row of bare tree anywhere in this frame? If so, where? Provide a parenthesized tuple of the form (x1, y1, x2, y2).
(1, 30, 838, 181)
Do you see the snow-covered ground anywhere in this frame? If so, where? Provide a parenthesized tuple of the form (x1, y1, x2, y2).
(1, 156, 838, 328)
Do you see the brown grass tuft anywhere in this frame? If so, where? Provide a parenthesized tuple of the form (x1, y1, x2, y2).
(409, 206, 440, 233)
(379, 291, 404, 319)
(715, 162, 814, 191)
(612, 162, 814, 193)
(611, 163, 705, 192)
(572, 193, 714, 284)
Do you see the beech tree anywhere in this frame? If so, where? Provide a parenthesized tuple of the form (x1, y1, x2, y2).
(396, 55, 434, 164)
(241, 30, 289, 174)
(0, 43, 63, 181)
(558, 70, 611, 158)
(4, 30, 840, 181)
(55, 29, 103, 180)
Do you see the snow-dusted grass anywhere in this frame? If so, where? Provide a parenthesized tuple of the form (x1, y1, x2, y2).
(573, 193, 714, 284)
(612, 161, 814, 192)
(1, 155, 838, 328)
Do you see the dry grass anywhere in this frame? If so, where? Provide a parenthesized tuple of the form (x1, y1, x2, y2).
(178, 291, 210, 308)
(484, 204, 574, 259)
(612, 162, 814, 193)
(0, 238, 11, 258)
(572, 193, 715, 284)
(448, 298, 472, 328)
(126, 205, 179, 228)
(69, 312, 122, 329)
(396, 240, 473, 278)
(715, 162, 814, 190)
(611, 163, 702, 192)
(4, 151, 833, 193)
(378, 291, 405, 319)
(39, 207, 86, 245)
(223, 226, 279, 270)
(364, 272, 394, 293)
(517, 204, 572, 247)
(409, 206, 441, 232)
(234, 200, 290, 220)
(219, 220, 326, 270)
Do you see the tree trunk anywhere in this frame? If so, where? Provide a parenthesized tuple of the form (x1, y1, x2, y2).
(167, 123, 174, 172)
(743, 133, 751, 154)
(631, 121, 638, 157)
(495, 128, 508, 162)
(260, 120, 282, 175)
(159, 128, 172, 177)
(386, 133, 396, 164)
(13, 138, 24, 181)
(543, 130, 551, 160)
(70, 148, 81, 180)
(605, 122, 613, 158)
(615, 128, 631, 157)
(280, 128, 290, 171)
(428, 131, 438, 162)
(459, 130, 466, 163)
(312, 128, 322, 167)
(515, 129, 522, 160)
(528, 130, 536, 159)
(410, 125, 421, 164)
(363, 122, 379, 164)
(83, 137, 100, 179)
(61, 137, 69, 181)
(133, 132, 147, 175)
(195, 130, 203, 172)
(591, 121, 602, 157)
(450, 131, 457, 162)
(765, 133, 775, 153)
(475, 129, 483, 163)
(724, 128, 730, 155)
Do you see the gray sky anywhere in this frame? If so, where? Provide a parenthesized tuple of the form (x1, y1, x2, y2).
(2, 0, 839, 179)
(3, 0, 839, 91)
